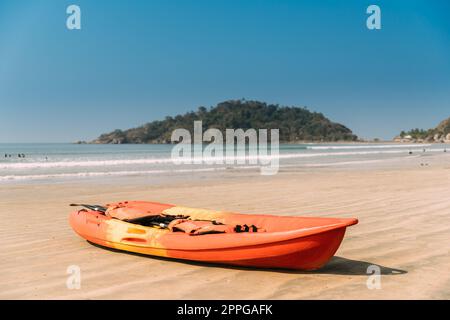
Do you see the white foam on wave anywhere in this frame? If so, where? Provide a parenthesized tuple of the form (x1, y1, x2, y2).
(277, 148, 445, 160)
(0, 147, 446, 170)
(307, 144, 432, 150)
(302, 158, 403, 167)
(0, 157, 175, 170)
(2, 148, 448, 182)
(0, 167, 227, 181)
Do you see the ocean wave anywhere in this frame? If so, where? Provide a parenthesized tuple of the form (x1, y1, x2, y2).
(301, 158, 404, 167)
(0, 158, 175, 169)
(0, 167, 228, 181)
(307, 144, 432, 150)
(0, 147, 446, 170)
(2, 148, 446, 181)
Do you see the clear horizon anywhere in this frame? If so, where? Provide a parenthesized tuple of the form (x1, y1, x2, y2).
(1, 0, 449, 143)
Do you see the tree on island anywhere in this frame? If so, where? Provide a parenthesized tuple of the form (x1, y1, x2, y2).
(398, 117, 450, 142)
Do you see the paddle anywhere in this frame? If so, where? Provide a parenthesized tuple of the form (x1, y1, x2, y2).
(70, 203, 107, 213)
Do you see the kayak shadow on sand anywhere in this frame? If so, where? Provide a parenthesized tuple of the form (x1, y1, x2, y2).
(88, 241, 407, 276)
(308, 256, 407, 276)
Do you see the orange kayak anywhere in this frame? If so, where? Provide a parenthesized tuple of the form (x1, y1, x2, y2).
(69, 201, 357, 270)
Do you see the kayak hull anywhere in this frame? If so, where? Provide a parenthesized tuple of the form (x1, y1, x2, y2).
(69, 202, 357, 270)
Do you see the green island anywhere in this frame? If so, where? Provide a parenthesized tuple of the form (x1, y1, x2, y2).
(92, 100, 358, 144)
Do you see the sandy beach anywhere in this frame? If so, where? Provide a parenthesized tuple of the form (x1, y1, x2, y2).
(1, 152, 449, 299)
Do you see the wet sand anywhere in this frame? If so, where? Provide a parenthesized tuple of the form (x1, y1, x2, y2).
(1, 154, 449, 299)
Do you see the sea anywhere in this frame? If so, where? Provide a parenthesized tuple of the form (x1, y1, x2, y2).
(0, 143, 449, 183)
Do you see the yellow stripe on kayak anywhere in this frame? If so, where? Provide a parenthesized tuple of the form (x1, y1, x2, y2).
(103, 218, 170, 256)
(162, 206, 228, 221)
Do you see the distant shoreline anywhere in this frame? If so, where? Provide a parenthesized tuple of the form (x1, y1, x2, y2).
(73, 140, 441, 145)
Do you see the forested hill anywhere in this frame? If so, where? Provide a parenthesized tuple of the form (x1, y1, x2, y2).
(92, 100, 358, 144)
(398, 116, 450, 142)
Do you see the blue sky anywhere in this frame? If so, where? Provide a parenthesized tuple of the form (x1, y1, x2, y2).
(0, 0, 449, 142)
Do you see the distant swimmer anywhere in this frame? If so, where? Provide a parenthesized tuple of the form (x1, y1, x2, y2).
(4, 154, 6, 158)
(409, 151, 413, 155)
(22, 153, 25, 158)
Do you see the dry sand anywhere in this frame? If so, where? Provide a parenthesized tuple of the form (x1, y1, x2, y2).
(1, 155, 449, 299)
